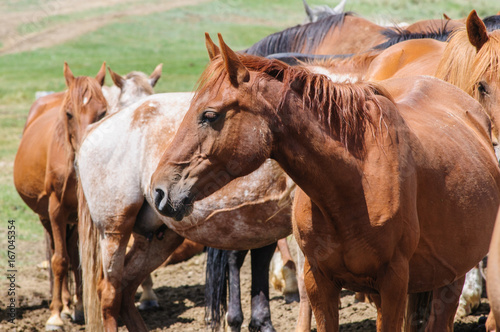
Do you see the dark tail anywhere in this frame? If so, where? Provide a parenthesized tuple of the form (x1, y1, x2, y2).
(205, 247, 229, 331)
(404, 291, 433, 332)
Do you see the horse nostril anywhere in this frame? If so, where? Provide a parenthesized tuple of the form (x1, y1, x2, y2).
(154, 188, 166, 210)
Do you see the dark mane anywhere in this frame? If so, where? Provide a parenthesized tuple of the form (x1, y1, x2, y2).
(484, 15, 500, 32)
(196, 53, 387, 148)
(245, 12, 354, 56)
(373, 24, 454, 50)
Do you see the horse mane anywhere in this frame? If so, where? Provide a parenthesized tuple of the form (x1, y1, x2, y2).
(483, 15, 500, 32)
(301, 51, 380, 77)
(196, 53, 389, 149)
(245, 12, 354, 56)
(373, 23, 454, 50)
(436, 28, 500, 97)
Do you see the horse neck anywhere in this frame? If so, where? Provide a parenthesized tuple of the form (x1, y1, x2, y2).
(268, 87, 367, 211)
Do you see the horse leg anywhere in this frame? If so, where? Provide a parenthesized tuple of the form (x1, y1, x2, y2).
(376, 256, 409, 331)
(425, 276, 466, 332)
(66, 224, 84, 323)
(98, 210, 138, 332)
(138, 274, 159, 311)
(276, 238, 299, 303)
(226, 250, 248, 332)
(46, 193, 70, 330)
(304, 258, 341, 332)
(249, 243, 277, 332)
(295, 248, 312, 332)
(119, 229, 184, 331)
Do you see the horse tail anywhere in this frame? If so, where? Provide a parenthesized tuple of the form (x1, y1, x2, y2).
(204, 247, 229, 331)
(77, 178, 103, 332)
(403, 291, 433, 332)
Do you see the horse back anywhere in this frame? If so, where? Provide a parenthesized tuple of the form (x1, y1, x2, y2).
(23, 91, 64, 133)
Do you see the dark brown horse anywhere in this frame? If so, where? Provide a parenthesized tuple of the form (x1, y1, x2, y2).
(13, 63, 107, 330)
(150, 34, 500, 331)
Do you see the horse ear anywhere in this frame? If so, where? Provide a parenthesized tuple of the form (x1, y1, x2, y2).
(149, 63, 163, 87)
(466, 10, 489, 52)
(95, 62, 106, 87)
(205, 33, 220, 61)
(303, 0, 314, 22)
(63, 62, 75, 87)
(108, 67, 125, 89)
(217, 33, 250, 86)
(443, 13, 451, 20)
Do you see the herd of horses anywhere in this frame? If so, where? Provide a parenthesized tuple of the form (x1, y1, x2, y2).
(12, 1, 500, 331)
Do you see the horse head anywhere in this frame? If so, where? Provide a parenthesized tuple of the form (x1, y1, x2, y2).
(60, 62, 107, 153)
(436, 10, 500, 157)
(108, 63, 162, 111)
(151, 33, 278, 220)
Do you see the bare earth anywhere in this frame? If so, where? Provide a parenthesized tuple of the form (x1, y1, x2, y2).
(0, 236, 490, 331)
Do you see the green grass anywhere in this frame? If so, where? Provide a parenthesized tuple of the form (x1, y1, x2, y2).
(0, 0, 497, 266)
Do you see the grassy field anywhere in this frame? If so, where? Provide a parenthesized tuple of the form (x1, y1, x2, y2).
(0, 0, 496, 266)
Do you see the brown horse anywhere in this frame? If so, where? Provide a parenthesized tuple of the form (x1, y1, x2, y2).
(366, 10, 500, 154)
(488, 209, 500, 331)
(13, 63, 107, 330)
(248, 11, 457, 58)
(150, 34, 500, 331)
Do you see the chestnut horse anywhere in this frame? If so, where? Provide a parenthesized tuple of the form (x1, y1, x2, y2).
(366, 10, 500, 153)
(13, 63, 107, 330)
(247, 11, 458, 57)
(77, 89, 293, 331)
(150, 34, 500, 331)
(487, 209, 500, 331)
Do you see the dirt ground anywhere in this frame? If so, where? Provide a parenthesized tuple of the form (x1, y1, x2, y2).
(0, 236, 491, 332)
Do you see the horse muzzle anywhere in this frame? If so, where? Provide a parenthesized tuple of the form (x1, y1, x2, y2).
(153, 186, 194, 221)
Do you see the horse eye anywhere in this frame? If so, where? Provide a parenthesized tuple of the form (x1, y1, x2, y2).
(478, 81, 489, 96)
(201, 110, 219, 124)
(66, 112, 73, 120)
(97, 111, 106, 121)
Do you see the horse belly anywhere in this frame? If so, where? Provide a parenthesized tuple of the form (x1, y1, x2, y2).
(408, 159, 500, 292)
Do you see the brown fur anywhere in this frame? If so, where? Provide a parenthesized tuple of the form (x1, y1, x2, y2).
(13, 62, 106, 329)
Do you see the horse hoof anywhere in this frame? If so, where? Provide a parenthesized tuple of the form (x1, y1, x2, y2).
(138, 299, 160, 311)
(284, 292, 300, 304)
(45, 324, 64, 331)
(71, 309, 85, 324)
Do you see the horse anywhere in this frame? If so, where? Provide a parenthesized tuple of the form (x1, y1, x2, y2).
(302, 0, 347, 23)
(246, 8, 460, 58)
(487, 209, 500, 331)
(77, 85, 294, 331)
(102, 63, 163, 114)
(13, 62, 107, 330)
(149, 33, 500, 331)
(24, 64, 162, 134)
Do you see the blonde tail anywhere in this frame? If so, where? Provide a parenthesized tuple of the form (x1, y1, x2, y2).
(77, 179, 104, 331)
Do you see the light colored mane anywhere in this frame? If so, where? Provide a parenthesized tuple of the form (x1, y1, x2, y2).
(436, 28, 500, 96)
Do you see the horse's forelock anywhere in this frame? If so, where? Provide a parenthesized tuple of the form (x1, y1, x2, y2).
(437, 28, 500, 96)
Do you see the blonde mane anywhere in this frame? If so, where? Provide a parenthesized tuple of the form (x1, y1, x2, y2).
(436, 27, 500, 96)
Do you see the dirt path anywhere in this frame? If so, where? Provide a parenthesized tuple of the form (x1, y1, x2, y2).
(0, 0, 212, 55)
